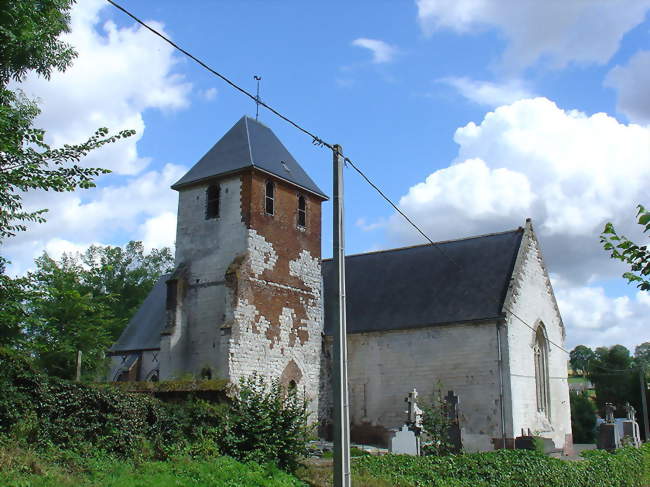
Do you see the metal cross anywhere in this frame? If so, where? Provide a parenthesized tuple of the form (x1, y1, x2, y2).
(254, 75, 262, 120)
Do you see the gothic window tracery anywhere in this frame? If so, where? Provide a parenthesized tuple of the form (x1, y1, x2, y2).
(534, 324, 550, 417)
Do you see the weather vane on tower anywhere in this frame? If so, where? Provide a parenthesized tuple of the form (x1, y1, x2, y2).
(254, 75, 262, 121)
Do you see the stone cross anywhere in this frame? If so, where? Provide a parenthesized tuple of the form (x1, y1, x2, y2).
(405, 388, 423, 434)
(605, 402, 616, 423)
(625, 402, 636, 422)
(445, 390, 459, 423)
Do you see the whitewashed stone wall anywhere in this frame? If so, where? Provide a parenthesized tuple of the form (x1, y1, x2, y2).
(341, 322, 503, 451)
(160, 175, 248, 380)
(503, 224, 572, 449)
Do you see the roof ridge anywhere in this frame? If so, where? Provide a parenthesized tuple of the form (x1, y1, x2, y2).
(243, 116, 254, 165)
(322, 227, 524, 262)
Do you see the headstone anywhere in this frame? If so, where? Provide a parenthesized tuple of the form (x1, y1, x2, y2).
(597, 423, 620, 451)
(390, 424, 420, 455)
(622, 402, 641, 447)
(445, 390, 462, 453)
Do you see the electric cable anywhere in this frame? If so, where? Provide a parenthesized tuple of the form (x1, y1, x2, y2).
(107, 0, 571, 355)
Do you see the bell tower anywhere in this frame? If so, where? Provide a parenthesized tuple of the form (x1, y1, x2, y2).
(160, 116, 327, 407)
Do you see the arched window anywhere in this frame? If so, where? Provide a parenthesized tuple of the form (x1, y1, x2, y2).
(205, 184, 220, 219)
(297, 195, 306, 228)
(265, 180, 275, 215)
(534, 325, 550, 416)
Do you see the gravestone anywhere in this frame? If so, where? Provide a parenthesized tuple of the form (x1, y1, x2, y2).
(389, 388, 423, 455)
(597, 403, 621, 451)
(622, 402, 641, 448)
(390, 424, 420, 455)
(445, 390, 462, 453)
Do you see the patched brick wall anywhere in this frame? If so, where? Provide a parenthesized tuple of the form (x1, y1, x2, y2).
(322, 322, 503, 451)
(503, 223, 572, 450)
(226, 170, 324, 417)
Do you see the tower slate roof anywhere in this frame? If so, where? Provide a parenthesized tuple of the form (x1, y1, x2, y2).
(171, 116, 327, 198)
(322, 228, 524, 335)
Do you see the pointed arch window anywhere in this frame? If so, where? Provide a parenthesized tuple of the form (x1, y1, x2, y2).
(205, 184, 220, 219)
(265, 180, 275, 215)
(534, 325, 550, 417)
(297, 195, 306, 228)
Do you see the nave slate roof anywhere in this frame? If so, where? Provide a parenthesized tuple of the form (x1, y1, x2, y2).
(109, 274, 169, 354)
(171, 116, 327, 199)
(322, 228, 524, 335)
(110, 228, 524, 353)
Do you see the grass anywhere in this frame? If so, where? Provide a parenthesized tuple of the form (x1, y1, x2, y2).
(0, 444, 304, 487)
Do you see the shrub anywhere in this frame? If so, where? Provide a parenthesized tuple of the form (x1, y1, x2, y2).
(570, 390, 597, 443)
(353, 445, 646, 487)
(219, 374, 312, 472)
(421, 385, 456, 455)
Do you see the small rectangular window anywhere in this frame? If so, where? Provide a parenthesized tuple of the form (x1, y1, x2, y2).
(206, 184, 220, 219)
(265, 180, 275, 215)
(297, 195, 306, 227)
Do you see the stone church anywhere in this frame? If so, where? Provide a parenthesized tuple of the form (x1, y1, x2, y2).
(109, 116, 572, 452)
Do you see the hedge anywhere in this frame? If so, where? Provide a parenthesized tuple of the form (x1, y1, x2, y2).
(353, 445, 646, 487)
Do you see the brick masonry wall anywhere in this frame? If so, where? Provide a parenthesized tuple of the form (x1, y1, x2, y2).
(322, 322, 504, 451)
(226, 171, 324, 417)
(503, 224, 572, 450)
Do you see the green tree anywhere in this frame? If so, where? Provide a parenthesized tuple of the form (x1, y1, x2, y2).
(22, 242, 173, 378)
(24, 253, 113, 379)
(601, 204, 650, 291)
(635, 342, 650, 370)
(569, 391, 597, 443)
(569, 345, 595, 376)
(77, 241, 174, 340)
(0, 0, 134, 344)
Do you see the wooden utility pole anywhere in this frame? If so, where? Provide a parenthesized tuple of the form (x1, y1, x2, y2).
(332, 144, 351, 487)
(75, 350, 82, 382)
(640, 366, 649, 441)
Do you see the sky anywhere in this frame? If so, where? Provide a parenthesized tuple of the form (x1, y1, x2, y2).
(5, 0, 650, 351)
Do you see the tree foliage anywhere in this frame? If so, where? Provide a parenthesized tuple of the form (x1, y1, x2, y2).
(16, 242, 173, 379)
(0, 0, 135, 349)
(569, 345, 596, 376)
(601, 204, 650, 291)
(569, 391, 597, 443)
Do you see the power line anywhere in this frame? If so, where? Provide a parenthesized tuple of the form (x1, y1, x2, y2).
(106, 0, 569, 356)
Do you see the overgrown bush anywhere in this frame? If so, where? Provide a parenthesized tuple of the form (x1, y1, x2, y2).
(421, 385, 455, 455)
(353, 444, 646, 487)
(220, 374, 312, 472)
(0, 348, 312, 471)
(570, 390, 597, 443)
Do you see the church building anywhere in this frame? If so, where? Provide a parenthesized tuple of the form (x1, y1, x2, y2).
(109, 116, 572, 453)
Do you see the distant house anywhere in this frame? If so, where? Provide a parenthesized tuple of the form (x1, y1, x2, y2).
(109, 116, 572, 452)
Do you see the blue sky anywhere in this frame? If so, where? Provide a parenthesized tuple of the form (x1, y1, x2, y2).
(7, 0, 650, 350)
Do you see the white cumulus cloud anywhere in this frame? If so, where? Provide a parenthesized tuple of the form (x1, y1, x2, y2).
(416, 0, 650, 70)
(4, 0, 192, 273)
(605, 50, 650, 125)
(352, 38, 398, 64)
(439, 77, 535, 107)
(381, 97, 650, 347)
(15, 0, 192, 175)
